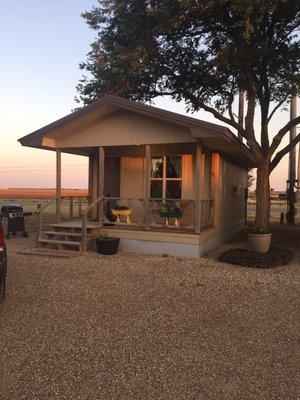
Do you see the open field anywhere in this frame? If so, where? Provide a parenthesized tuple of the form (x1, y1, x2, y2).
(247, 200, 300, 223)
(0, 188, 88, 199)
(0, 231, 299, 400)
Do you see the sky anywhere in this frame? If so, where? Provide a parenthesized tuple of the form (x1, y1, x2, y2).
(0, 0, 299, 191)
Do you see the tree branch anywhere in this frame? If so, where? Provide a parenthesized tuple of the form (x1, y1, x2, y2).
(270, 133, 300, 171)
(157, 64, 249, 138)
(267, 96, 288, 122)
(269, 115, 300, 157)
(182, 92, 249, 138)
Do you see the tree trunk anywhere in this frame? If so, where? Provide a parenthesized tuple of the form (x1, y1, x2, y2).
(255, 163, 271, 231)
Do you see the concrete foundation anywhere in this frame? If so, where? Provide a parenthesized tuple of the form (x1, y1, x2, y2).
(116, 222, 244, 259)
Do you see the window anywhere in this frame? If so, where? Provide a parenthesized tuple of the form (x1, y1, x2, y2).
(150, 156, 182, 199)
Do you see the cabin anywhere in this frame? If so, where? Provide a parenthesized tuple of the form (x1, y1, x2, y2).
(19, 96, 255, 258)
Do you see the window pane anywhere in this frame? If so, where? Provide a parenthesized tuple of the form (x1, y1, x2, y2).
(166, 156, 182, 178)
(150, 180, 163, 198)
(151, 158, 163, 178)
(166, 180, 182, 199)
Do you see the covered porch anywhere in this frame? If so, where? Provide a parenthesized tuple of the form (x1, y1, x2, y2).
(46, 142, 216, 253)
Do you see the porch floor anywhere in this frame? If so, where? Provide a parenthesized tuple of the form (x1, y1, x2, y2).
(51, 219, 212, 234)
(51, 220, 102, 230)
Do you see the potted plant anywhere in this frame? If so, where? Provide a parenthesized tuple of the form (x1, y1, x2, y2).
(110, 205, 132, 223)
(158, 203, 183, 227)
(96, 234, 120, 255)
(246, 226, 272, 254)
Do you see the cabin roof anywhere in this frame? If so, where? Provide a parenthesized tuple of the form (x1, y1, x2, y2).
(18, 95, 255, 168)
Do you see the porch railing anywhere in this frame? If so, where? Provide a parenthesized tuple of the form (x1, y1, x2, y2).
(37, 196, 214, 254)
(92, 197, 214, 232)
(201, 199, 214, 227)
(81, 197, 214, 254)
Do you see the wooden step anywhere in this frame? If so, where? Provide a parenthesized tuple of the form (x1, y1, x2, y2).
(38, 238, 82, 252)
(18, 249, 80, 258)
(43, 231, 84, 237)
(50, 223, 98, 230)
(39, 239, 81, 247)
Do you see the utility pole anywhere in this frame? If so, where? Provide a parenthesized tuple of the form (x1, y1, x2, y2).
(238, 91, 244, 141)
(287, 94, 297, 224)
(238, 90, 247, 223)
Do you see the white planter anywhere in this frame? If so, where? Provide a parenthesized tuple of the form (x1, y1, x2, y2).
(248, 233, 272, 254)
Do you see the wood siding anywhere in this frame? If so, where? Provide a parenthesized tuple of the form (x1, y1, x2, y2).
(55, 110, 197, 148)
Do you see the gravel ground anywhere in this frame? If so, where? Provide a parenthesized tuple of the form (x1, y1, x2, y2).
(0, 234, 299, 400)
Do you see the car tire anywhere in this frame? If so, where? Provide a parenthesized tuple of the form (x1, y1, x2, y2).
(0, 255, 7, 303)
(0, 280, 5, 303)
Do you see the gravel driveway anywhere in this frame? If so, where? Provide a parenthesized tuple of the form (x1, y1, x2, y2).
(0, 235, 299, 400)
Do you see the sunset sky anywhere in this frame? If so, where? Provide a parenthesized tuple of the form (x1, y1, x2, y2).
(1, 0, 299, 191)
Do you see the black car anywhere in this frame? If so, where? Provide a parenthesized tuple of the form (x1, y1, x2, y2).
(0, 220, 7, 302)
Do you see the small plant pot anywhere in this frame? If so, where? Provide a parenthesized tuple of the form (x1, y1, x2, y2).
(96, 237, 119, 255)
(248, 233, 272, 254)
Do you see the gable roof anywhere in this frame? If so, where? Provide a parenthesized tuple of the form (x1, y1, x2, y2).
(18, 95, 255, 167)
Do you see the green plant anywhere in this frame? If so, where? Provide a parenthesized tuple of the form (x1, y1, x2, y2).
(97, 234, 118, 242)
(245, 225, 271, 235)
(158, 203, 183, 219)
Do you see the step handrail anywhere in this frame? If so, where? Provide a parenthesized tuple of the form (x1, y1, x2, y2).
(80, 196, 103, 216)
(80, 196, 103, 255)
(36, 196, 58, 245)
(37, 196, 58, 214)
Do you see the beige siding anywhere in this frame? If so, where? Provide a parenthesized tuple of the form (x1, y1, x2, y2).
(182, 155, 195, 199)
(214, 155, 247, 231)
(120, 157, 145, 198)
(55, 110, 196, 148)
(120, 157, 145, 223)
(203, 152, 212, 199)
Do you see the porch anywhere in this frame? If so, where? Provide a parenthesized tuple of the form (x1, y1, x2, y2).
(37, 142, 216, 254)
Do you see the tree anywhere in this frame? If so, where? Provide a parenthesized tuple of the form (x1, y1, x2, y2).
(77, 0, 300, 231)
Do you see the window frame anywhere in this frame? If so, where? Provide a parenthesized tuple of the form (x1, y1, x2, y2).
(150, 156, 182, 200)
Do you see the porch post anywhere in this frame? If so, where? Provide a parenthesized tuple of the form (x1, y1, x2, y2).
(56, 149, 62, 223)
(87, 154, 93, 219)
(69, 196, 74, 219)
(195, 142, 202, 233)
(90, 153, 99, 220)
(88, 154, 93, 204)
(144, 144, 151, 230)
(98, 147, 105, 227)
